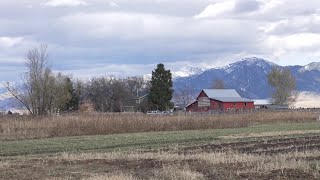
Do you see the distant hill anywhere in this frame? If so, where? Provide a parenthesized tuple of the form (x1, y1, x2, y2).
(0, 87, 20, 111)
(1, 58, 320, 110)
(173, 57, 320, 99)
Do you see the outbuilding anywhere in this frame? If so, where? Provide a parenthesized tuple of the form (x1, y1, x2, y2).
(253, 99, 272, 109)
(186, 89, 254, 112)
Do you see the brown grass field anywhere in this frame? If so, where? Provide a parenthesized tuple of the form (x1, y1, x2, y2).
(0, 111, 320, 179)
(0, 111, 317, 140)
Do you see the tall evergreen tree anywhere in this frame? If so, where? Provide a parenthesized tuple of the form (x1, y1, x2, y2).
(149, 63, 174, 111)
(64, 77, 80, 112)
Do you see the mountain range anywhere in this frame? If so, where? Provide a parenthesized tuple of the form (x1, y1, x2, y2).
(0, 92, 15, 111)
(173, 57, 320, 99)
(1, 57, 320, 110)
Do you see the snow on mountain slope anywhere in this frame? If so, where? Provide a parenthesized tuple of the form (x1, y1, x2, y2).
(143, 74, 152, 81)
(0, 92, 13, 101)
(224, 57, 277, 73)
(299, 62, 320, 72)
(174, 57, 320, 99)
(0, 97, 16, 110)
(172, 65, 207, 78)
(0, 85, 16, 110)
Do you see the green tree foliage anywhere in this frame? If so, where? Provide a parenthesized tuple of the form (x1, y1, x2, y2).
(63, 77, 80, 112)
(267, 67, 296, 106)
(149, 63, 174, 111)
(52, 73, 72, 112)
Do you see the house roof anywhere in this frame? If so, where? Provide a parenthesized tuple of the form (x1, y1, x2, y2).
(202, 89, 241, 99)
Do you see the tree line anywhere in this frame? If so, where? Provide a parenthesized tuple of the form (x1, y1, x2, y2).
(6, 45, 297, 115)
(6, 45, 174, 115)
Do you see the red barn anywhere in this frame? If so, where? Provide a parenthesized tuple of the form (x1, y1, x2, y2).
(186, 89, 254, 112)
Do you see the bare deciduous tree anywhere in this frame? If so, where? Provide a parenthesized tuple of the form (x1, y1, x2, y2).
(87, 77, 112, 112)
(87, 77, 130, 112)
(5, 45, 71, 115)
(211, 79, 225, 89)
(126, 76, 144, 97)
(87, 76, 150, 112)
(173, 83, 196, 107)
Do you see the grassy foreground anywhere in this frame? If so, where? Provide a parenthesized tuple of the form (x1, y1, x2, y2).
(1, 121, 320, 179)
(0, 122, 319, 157)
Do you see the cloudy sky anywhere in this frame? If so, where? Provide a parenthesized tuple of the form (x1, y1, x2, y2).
(1, 0, 320, 81)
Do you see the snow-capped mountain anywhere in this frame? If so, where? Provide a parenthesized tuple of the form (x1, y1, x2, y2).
(0, 88, 16, 110)
(172, 65, 207, 78)
(224, 57, 276, 73)
(0, 91, 13, 101)
(174, 57, 320, 99)
(299, 62, 320, 72)
(143, 74, 152, 81)
(0, 85, 6, 94)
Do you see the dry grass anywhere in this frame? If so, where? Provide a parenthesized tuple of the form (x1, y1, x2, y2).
(221, 129, 320, 139)
(153, 165, 205, 180)
(0, 161, 10, 169)
(92, 150, 319, 176)
(8, 150, 320, 180)
(85, 173, 137, 180)
(0, 111, 317, 140)
(56, 150, 320, 171)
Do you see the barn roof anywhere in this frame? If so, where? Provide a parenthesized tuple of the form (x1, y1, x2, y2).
(202, 89, 241, 98)
(214, 97, 253, 102)
(201, 89, 253, 102)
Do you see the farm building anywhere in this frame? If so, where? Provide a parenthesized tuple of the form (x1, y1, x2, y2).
(186, 89, 254, 112)
(253, 99, 272, 109)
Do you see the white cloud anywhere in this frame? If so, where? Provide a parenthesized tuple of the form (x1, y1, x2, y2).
(109, 1, 119, 8)
(0, 37, 23, 48)
(257, 0, 283, 14)
(260, 14, 320, 35)
(62, 63, 157, 80)
(266, 33, 320, 51)
(59, 12, 189, 41)
(1, 0, 320, 81)
(44, 0, 87, 7)
(58, 11, 259, 43)
(195, 1, 235, 18)
(260, 19, 289, 33)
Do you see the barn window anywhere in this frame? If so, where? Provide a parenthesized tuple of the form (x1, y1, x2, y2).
(233, 103, 236, 106)
(245, 102, 247, 106)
